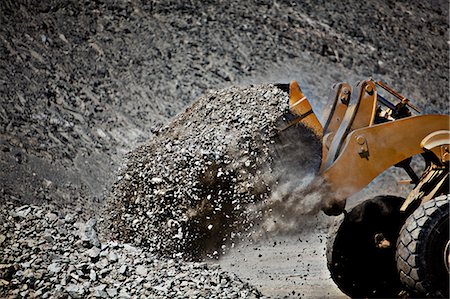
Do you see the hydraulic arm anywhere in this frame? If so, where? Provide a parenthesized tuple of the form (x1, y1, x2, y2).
(283, 79, 450, 215)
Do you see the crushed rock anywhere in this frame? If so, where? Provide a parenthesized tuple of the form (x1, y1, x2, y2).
(0, 202, 261, 298)
(106, 84, 321, 259)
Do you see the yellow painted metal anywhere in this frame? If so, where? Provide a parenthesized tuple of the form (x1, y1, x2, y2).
(287, 79, 448, 215)
(376, 80, 421, 113)
(321, 80, 378, 170)
(400, 168, 447, 212)
(288, 80, 323, 137)
(321, 83, 351, 165)
(321, 114, 450, 210)
(323, 82, 352, 135)
(421, 130, 450, 163)
(401, 168, 437, 211)
(349, 81, 378, 130)
(420, 172, 448, 203)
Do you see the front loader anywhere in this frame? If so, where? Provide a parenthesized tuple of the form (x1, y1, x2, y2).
(278, 79, 449, 298)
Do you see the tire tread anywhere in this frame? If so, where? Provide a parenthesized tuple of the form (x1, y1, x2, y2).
(396, 194, 449, 297)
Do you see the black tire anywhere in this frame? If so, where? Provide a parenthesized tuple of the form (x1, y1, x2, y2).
(396, 195, 449, 298)
(327, 195, 408, 298)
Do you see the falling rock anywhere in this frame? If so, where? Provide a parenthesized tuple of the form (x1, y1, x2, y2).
(107, 84, 321, 260)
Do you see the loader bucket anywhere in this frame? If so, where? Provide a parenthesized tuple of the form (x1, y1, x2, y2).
(271, 81, 324, 189)
(275, 78, 449, 216)
(286, 80, 323, 137)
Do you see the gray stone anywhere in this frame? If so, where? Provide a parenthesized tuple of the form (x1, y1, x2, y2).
(107, 251, 118, 262)
(21, 261, 31, 269)
(100, 247, 108, 256)
(122, 244, 137, 252)
(47, 263, 62, 274)
(66, 284, 85, 298)
(150, 177, 163, 184)
(93, 289, 108, 298)
(86, 247, 101, 259)
(152, 285, 168, 292)
(20, 290, 29, 297)
(93, 284, 107, 292)
(70, 273, 80, 281)
(65, 214, 76, 224)
(14, 206, 31, 218)
(78, 218, 100, 248)
(45, 212, 58, 222)
(108, 241, 119, 249)
(0, 234, 6, 245)
(135, 265, 147, 276)
(89, 269, 97, 281)
(42, 179, 53, 188)
(118, 264, 127, 274)
(118, 291, 131, 299)
(106, 288, 118, 297)
(95, 258, 109, 269)
(99, 268, 111, 276)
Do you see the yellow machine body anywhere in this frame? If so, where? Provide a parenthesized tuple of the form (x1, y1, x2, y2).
(286, 79, 450, 215)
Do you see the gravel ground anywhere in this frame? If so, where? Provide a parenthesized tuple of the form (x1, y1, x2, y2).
(1, 0, 448, 297)
(218, 227, 346, 298)
(0, 202, 261, 298)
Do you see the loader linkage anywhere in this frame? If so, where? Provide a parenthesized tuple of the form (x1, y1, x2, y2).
(282, 79, 449, 215)
(280, 79, 449, 298)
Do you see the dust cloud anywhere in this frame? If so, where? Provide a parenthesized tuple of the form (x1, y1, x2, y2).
(243, 120, 329, 240)
(258, 175, 326, 234)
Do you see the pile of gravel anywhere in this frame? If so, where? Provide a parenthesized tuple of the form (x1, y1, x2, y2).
(107, 84, 322, 259)
(0, 202, 261, 298)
